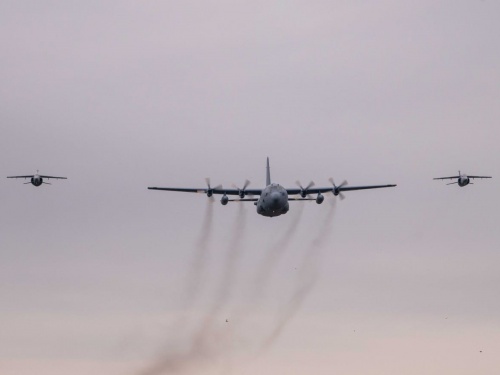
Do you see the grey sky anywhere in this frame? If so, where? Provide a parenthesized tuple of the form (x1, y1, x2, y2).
(1, 1, 500, 374)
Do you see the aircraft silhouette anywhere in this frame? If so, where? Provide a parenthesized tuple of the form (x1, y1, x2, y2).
(148, 158, 396, 218)
(434, 171, 491, 187)
(7, 170, 67, 187)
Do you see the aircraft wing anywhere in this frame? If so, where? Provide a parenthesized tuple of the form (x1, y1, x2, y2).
(286, 184, 396, 195)
(337, 184, 397, 192)
(7, 175, 34, 178)
(286, 187, 335, 195)
(148, 187, 263, 195)
(433, 176, 459, 180)
(468, 175, 492, 179)
(39, 175, 67, 179)
(149, 187, 208, 193)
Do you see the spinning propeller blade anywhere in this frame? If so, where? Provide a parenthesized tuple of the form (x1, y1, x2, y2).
(232, 179, 251, 198)
(329, 177, 348, 200)
(296, 180, 315, 198)
(205, 178, 222, 199)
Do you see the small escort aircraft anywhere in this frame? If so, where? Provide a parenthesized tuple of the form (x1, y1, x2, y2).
(433, 171, 492, 187)
(148, 158, 396, 218)
(7, 171, 67, 187)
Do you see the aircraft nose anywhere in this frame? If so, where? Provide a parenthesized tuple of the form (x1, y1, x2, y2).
(270, 192, 282, 208)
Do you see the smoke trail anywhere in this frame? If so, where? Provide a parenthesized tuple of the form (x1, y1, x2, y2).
(137, 309, 237, 375)
(260, 200, 336, 350)
(137, 200, 215, 375)
(227, 202, 305, 346)
(138, 317, 231, 375)
(139, 203, 247, 375)
(184, 199, 215, 304)
(138, 334, 222, 375)
(252, 203, 305, 298)
(191, 202, 247, 348)
(214, 202, 247, 305)
(187, 204, 248, 370)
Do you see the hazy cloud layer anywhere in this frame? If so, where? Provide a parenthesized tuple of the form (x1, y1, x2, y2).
(1, 1, 500, 374)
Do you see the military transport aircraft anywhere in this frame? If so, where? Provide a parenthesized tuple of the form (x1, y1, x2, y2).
(148, 158, 397, 217)
(433, 171, 492, 187)
(7, 171, 67, 186)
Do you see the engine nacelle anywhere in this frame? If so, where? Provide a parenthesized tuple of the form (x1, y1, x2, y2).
(238, 191, 245, 199)
(316, 193, 324, 204)
(221, 194, 229, 205)
(206, 190, 213, 197)
(333, 188, 339, 196)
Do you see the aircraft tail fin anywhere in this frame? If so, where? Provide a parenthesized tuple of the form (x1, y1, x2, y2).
(266, 157, 271, 186)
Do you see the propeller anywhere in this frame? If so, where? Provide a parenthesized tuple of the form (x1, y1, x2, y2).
(232, 179, 251, 198)
(205, 178, 222, 198)
(296, 180, 315, 198)
(329, 177, 348, 200)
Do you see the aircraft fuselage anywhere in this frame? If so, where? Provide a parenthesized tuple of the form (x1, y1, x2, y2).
(31, 175, 43, 187)
(458, 175, 470, 187)
(256, 183, 289, 217)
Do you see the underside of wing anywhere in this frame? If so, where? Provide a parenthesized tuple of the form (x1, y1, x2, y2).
(468, 175, 492, 179)
(433, 176, 459, 180)
(39, 175, 67, 179)
(7, 175, 34, 179)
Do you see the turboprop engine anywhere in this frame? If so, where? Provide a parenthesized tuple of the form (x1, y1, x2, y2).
(205, 178, 221, 197)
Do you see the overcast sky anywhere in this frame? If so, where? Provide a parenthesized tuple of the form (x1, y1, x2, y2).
(1, 1, 500, 374)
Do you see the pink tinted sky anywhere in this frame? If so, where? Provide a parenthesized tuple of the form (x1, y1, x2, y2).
(1, 1, 499, 374)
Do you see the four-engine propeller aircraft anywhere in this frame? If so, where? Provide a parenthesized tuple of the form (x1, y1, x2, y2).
(433, 171, 492, 187)
(7, 170, 67, 187)
(148, 158, 397, 217)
